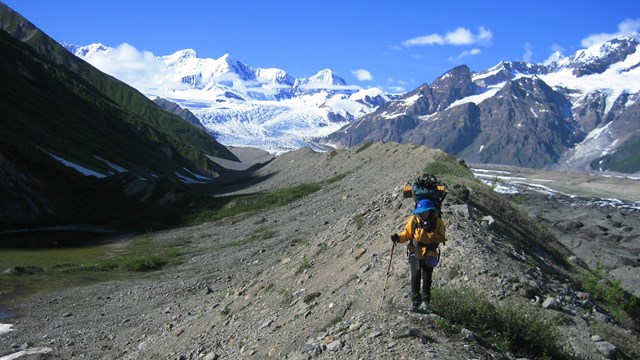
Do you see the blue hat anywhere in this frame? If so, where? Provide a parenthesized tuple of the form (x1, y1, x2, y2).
(412, 199, 436, 214)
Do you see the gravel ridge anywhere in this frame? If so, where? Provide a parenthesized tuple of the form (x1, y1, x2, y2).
(1, 142, 637, 359)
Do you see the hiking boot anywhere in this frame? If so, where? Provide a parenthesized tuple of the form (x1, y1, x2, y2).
(422, 302, 431, 313)
(410, 304, 421, 313)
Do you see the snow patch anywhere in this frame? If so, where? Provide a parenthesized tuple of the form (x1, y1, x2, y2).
(530, 108, 538, 118)
(447, 84, 502, 108)
(0, 323, 14, 335)
(95, 156, 128, 174)
(44, 150, 107, 178)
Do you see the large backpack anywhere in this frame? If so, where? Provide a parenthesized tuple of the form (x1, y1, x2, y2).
(403, 173, 448, 264)
(402, 173, 448, 211)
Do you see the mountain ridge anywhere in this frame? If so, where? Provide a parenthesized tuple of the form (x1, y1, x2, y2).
(66, 32, 640, 172)
(329, 34, 640, 173)
(65, 42, 388, 154)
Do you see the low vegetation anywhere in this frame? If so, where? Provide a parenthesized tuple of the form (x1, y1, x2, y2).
(354, 141, 373, 154)
(0, 234, 187, 298)
(432, 286, 576, 359)
(186, 183, 321, 225)
(1, 176, 343, 300)
(579, 263, 639, 328)
(423, 153, 477, 185)
(186, 173, 347, 226)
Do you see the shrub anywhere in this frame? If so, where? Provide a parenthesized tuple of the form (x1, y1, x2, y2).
(355, 141, 373, 154)
(432, 287, 575, 359)
(187, 183, 322, 225)
(580, 263, 639, 326)
(96, 254, 168, 272)
(352, 214, 364, 230)
(296, 256, 309, 275)
(422, 153, 476, 183)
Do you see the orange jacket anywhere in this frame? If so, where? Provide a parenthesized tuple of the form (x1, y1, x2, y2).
(396, 215, 446, 258)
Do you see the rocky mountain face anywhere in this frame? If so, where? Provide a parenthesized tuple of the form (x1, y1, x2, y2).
(153, 97, 207, 131)
(328, 36, 640, 174)
(2, 143, 638, 359)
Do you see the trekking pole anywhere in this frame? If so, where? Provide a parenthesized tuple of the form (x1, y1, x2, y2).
(380, 241, 396, 308)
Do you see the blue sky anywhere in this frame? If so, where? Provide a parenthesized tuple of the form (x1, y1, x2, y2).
(4, 0, 640, 92)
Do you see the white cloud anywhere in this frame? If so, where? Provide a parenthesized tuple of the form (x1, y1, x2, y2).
(550, 43, 565, 54)
(449, 48, 481, 63)
(403, 26, 492, 47)
(542, 43, 566, 65)
(404, 34, 445, 46)
(522, 42, 533, 62)
(83, 43, 164, 89)
(385, 78, 408, 94)
(352, 69, 373, 81)
(581, 18, 640, 47)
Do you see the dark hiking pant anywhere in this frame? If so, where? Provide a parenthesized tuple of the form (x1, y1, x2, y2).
(409, 255, 434, 307)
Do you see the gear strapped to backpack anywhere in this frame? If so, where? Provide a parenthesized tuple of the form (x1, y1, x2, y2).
(402, 173, 448, 267)
(402, 173, 448, 212)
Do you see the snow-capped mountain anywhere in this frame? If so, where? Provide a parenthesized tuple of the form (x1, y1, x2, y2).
(328, 34, 640, 174)
(65, 43, 387, 154)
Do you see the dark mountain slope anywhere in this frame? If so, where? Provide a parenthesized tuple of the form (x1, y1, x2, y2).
(465, 77, 583, 167)
(0, 30, 210, 231)
(0, 3, 237, 167)
(0, 5, 242, 233)
(327, 36, 640, 173)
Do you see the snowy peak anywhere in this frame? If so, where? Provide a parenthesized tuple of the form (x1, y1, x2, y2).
(296, 69, 347, 87)
(163, 48, 198, 63)
(167, 52, 256, 85)
(215, 53, 255, 80)
(551, 35, 640, 76)
(63, 42, 381, 154)
(312, 69, 346, 85)
(473, 61, 548, 87)
(62, 42, 111, 57)
(255, 68, 294, 85)
(474, 35, 640, 85)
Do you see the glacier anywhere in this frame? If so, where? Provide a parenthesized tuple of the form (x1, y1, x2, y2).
(64, 43, 387, 154)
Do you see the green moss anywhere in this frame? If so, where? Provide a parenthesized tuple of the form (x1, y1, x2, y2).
(295, 256, 309, 275)
(0, 234, 186, 297)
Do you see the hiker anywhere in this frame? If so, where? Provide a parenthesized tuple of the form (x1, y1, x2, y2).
(391, 198, 446, 313)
